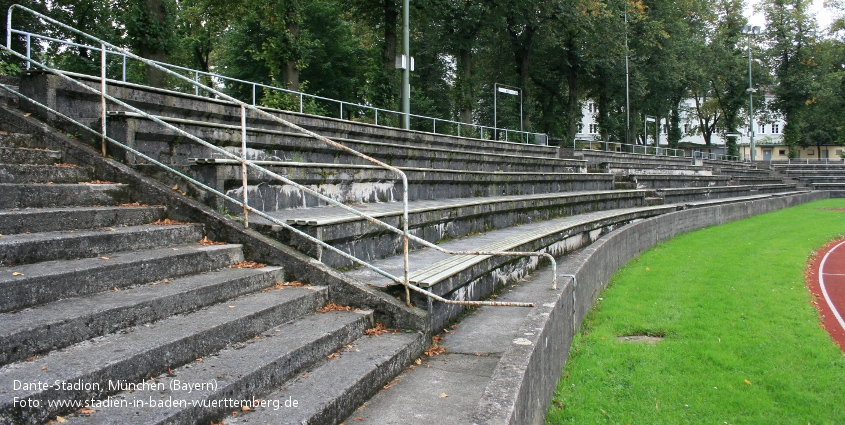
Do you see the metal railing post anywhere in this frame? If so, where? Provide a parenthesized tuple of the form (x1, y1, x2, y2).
(299, 93, 303, 113)
(100, 42, 106, 156)
(25, 33, 30, 69)
(251, 84, 256, 106)
(122, 54, 126, 82)
(194, 71, 199, 96)
(241, 105, 249, 228)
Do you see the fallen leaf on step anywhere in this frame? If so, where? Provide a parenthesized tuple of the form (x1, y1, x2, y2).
(12, 272, 24, 276)
(229, 260, 265, 269)
(327, 353, 340, 359)
(23, 112, 31, 117)
(113, 287, 119, 292)
(440, 393, 448, 398)
(100, 257, 110, 260)
(198, 236, 225, 246)
(414, 358, 422, 365)
(55, 417, 66, 423)
(77, 407, 96, 415)
(41, 366, 47, 371)
(241, 406, 250, 412)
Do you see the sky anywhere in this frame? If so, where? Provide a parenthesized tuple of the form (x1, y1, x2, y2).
(744, 0, 838, 32)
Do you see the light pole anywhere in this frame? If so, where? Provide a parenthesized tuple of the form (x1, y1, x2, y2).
(401, 0, 410, 130)
(625, 10, 630, 145)
(742, 25, 760, 162)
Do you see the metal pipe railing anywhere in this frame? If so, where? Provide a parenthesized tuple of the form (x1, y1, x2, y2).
(693, 151, 740, 162)
(7, 27, 549, 146)
(574, 140, 686, 158)
(5, 5, 558, 308)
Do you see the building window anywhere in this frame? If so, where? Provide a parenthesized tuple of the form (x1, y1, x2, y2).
(663, 126, 668, 135)
(684, 124, 690, 134)
(807, 149, 815, 155)
(772, 123, 780, 134)
(589, 124, 599, 134)
(779, 150, 786, 155)
(837, 149, 843, 156)
(588, 102, 597, 113)
(758, 124, 766, 134)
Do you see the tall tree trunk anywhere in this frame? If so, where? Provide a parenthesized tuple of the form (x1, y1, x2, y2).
(141, 0, 169, 87)
(458, 48, 473, 124)
(382, 0, 398, 108)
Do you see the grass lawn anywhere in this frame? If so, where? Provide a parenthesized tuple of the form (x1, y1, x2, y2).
(547, 198, 845, 425)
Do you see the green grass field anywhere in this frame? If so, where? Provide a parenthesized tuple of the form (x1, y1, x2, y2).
(547, 198, 845, 425)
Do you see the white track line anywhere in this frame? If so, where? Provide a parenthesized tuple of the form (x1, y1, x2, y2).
(819, 240, 845, 334)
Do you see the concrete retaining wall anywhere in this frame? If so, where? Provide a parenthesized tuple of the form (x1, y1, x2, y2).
(472, 190, 828, 425)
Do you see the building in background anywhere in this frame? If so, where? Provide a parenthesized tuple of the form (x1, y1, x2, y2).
(573, 96, 841, 160)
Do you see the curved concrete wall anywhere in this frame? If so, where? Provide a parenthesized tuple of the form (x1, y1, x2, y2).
(472, 191, 829, 425)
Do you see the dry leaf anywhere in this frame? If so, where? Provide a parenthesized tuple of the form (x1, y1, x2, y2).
(78, 407, 96, 415)
(414, 358, 422, 365)
(241, 406, 250, 412)
(425, 346, 446, 357)
(364, 323, 389, 336)
(113, 287, 119, 292)
(101, 256, 110, 260)
(229, 260, 265, 269)
(41, 366, 47, 371)
(744, 379, 752, 385)
(439, 393, 448, 398)
(55, 417, 66, 423)
(327, 353, 340, 359)
(317, 303, 356, 313)
(12, 272, 23, 276)
(26, 356, 37, 362)
(23, 112, 31, 117)
(78, 180, 115, 185)
(151, 218, 190, 225)
(198, 236, 225, 246)
(274, 281, 309, 289)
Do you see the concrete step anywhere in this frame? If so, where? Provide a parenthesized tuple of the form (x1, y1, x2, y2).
(0, 183, 133, 209)
(60, 309, 379, 425)
(254, 190, 649, 267)
(0, 223, 204, 266)
(658, 184, 798, 203)
(0, 287, 328, 425)
(631, 174, 732, 189)
(0, 205, 166, 235)
(0, 266, 284, 366)
(0, 133, 37, 149)
(0, 243, 244, 313)
(0, 147, 61, 165)
(111, 114, 584, 173)
(228, 332, 424, 425)
(0, 163, 93, 184)
(188, 161, 613, 211)
(346, 205, 678, 330)
(27, 74, 559, 159)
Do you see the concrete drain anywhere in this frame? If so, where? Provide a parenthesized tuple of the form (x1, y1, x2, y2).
(616, 335, 664, 344)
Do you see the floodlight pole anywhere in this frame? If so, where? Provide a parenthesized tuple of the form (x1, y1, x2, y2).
(402, 0, 410, 130)
(625, 10, 631, 145)
(742, 25, 760, 162)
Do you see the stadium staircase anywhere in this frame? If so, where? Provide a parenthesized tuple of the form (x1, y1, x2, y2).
(0, 33, 821, 422)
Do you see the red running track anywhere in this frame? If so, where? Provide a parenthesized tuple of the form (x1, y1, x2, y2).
(807, 238, 845, 352)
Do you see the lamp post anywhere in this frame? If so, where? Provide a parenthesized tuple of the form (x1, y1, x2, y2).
(742, 25, 761, 162)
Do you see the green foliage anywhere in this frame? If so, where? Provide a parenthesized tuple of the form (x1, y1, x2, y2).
(548, 199, 845, 424)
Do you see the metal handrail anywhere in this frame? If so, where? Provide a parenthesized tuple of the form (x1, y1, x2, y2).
(5, 5, 558, 307)
(693, 151, 740, 162)
(7, 29, 548, 146)
(575, 140, 686, 157)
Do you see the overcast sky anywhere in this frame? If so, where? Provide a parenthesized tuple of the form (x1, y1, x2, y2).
(744, 0, 837, 32)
